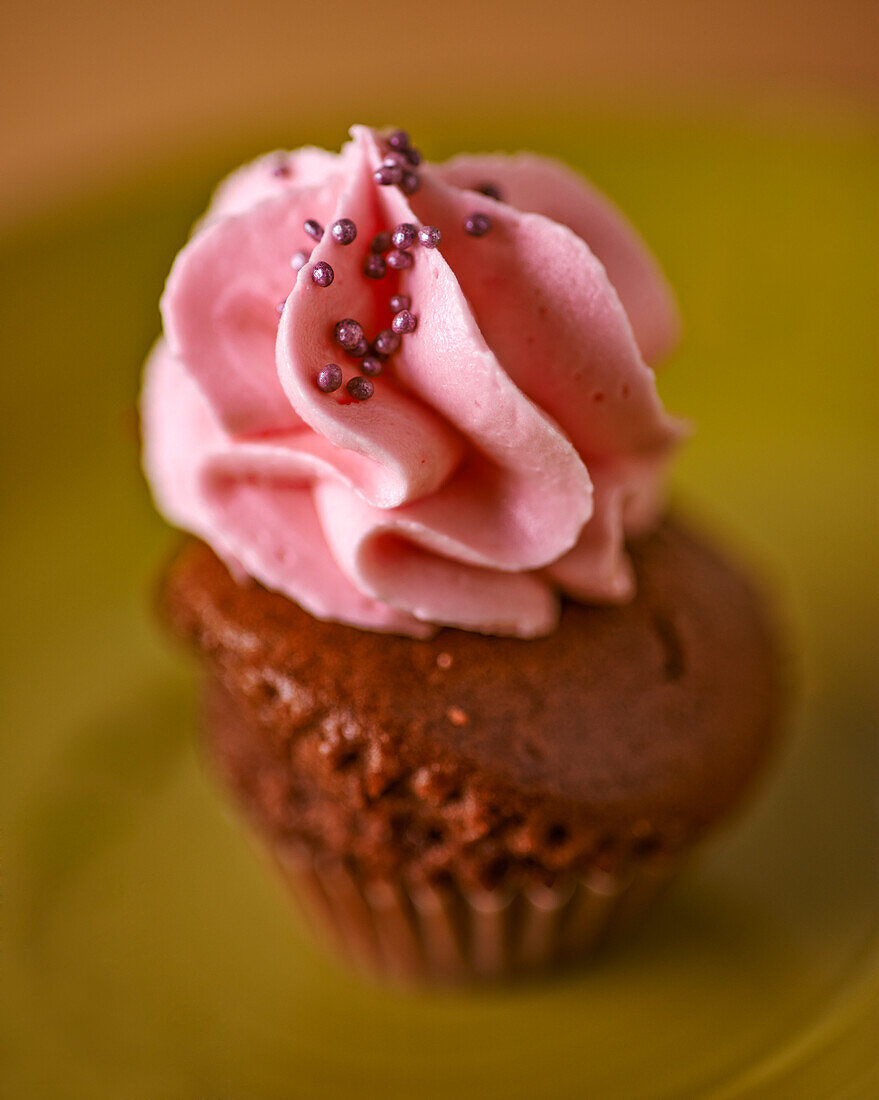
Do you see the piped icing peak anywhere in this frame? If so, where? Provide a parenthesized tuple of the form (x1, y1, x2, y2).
(142, 125, 684, 638)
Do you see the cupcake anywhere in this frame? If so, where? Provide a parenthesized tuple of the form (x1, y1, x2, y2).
(142, 125, 781, 983)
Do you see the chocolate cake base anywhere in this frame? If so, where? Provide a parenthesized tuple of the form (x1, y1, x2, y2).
(161, 519, 782, 981)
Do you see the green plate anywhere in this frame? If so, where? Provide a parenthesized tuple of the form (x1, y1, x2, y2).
(3, 113, 878, 1099)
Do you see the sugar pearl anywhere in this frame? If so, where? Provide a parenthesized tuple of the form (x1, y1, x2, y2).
(464, 212, 492, 237)
(392, 309, 417, 335)
(386, 249, 413, 270)
(418, 225, 441, 249)
(330, 218, 357, 245)
(476, 182, 502, 201)
(334, 318, 363, 351)
(373, 329, 401, 355)
(317, 364, 342, 392)
(375, 163, 401, 186)
(311, 261, 334, 287)
(347, 376, 374, 401)
(363, 254, 387, 279)
(387, 129, 410, 151)
(392, 223, 417, 251)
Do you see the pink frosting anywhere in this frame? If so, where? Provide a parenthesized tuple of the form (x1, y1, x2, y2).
(142, 125, 684, 638)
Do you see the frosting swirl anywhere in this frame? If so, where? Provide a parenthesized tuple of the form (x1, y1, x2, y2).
(142, 125, 683, 638)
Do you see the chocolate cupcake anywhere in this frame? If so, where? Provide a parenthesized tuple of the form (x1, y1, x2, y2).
(142, 126, 782, 982)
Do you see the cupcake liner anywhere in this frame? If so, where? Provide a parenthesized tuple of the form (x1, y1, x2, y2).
(273, 840, 679, 985)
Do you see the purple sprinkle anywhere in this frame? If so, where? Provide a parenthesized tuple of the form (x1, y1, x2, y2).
(392, 309, 418, 335)
(389, 294, 410, 312)
(373, 328, 401, 356)
(330, 218, 357, 245)
(363, 253, 387, 279)
(392, 222, 417, 250)
(371, 231, 392, 253)
(464, 212, 492, 237)
(312, 260, 334, 287)
(476, 182, 502, 201)
(418, 225, 441, 249)
(404, 147, 422, 167)
(349, 336, 369, 358)
(272, 162, 292, 178)
(276, 299, 286, 315)
(387, 129, 410, 151)
(383, 151, 408, 169)
(334, 318, 364, 351)
(347, 376, 374, 401)
(317, 364, 343, 393)
(386, 249, 413, 271)
(361, 356, 383, 377)
(304, 218, 324, 241)
(375, 163, 402, 186)
(291, 249, 309, 271)
(400, 171, 420, 195)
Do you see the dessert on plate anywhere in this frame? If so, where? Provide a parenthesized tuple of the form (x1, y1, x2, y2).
(143, 125, 781, 983)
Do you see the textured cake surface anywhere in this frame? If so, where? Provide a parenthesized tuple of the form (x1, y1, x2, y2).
(161, 520, 780, 888)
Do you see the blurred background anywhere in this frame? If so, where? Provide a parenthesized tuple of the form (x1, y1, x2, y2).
(2, 0, 878, 227)
(2, 2, 878, 1098)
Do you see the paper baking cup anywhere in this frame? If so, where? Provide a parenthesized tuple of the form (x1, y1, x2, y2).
(272, 841, 679, 984)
